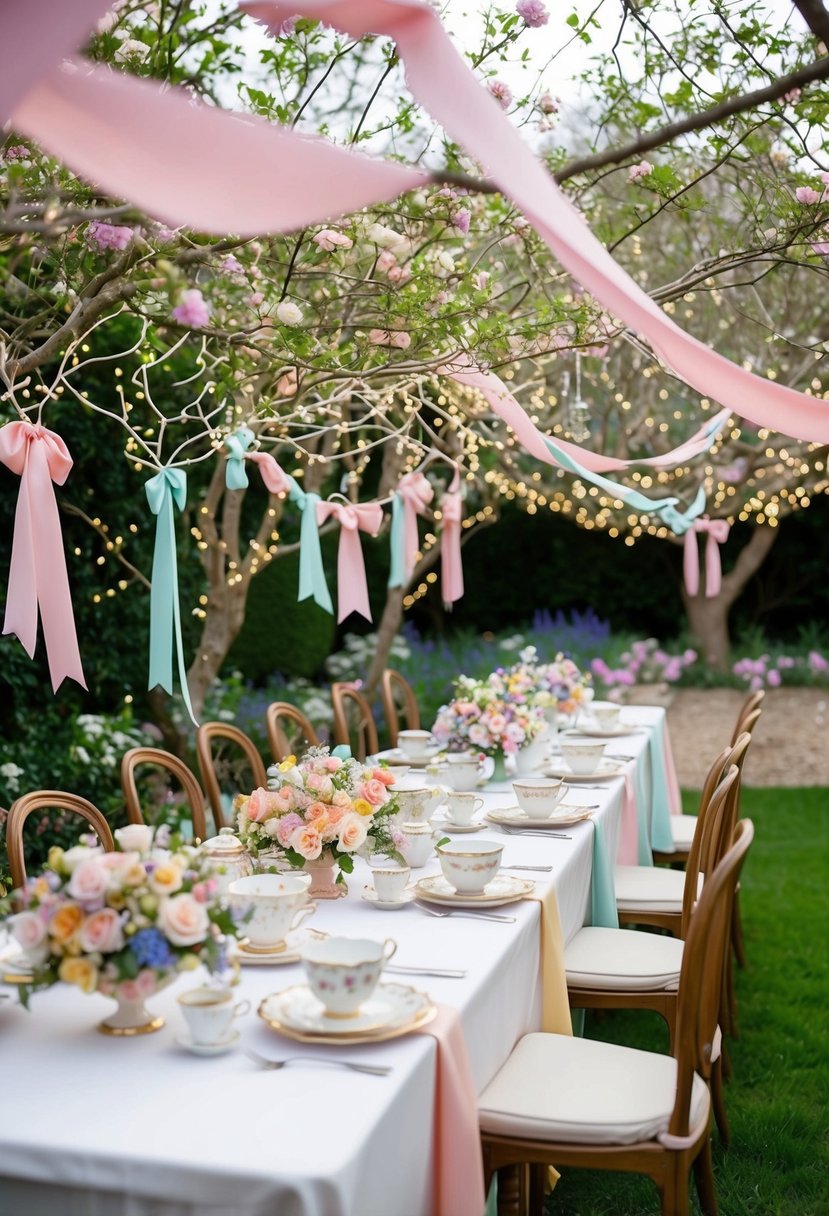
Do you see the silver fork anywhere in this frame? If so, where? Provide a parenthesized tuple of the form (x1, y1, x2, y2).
(385, 964, 467, 978)
(499, 827, 574, 839)
(503, 864, 553, 872)
(418, 906, 517, 923)
(245, 1050, 391, 1077)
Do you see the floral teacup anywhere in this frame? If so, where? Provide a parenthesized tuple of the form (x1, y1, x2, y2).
(300, 936, 397, 1016)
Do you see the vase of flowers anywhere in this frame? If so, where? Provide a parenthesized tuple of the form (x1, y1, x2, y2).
(507, 646, 593, 726)
(431, 671, 548, 778)
(234, 747, 402, 899)
(4, 824, 237, 1034)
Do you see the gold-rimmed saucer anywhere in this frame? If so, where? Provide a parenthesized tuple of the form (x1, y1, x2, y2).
(414, 873, 534, 909)
(544, 759, 627, 782)
(258, 982, 436, 1044)
(486, 805, 595, 829)
(231, 927, 327, 967)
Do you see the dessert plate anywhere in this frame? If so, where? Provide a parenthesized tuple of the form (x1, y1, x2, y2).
(414, 873, 534, 909)
(544, 759, 627, 781)
(259, 982, 435, 1043)
(176, 1029, 240, 1056)
(372, 748, 441, 769)
(361, 888, 417, 911)
(486, 805, 595, 829)
(565, 725, 645, 739)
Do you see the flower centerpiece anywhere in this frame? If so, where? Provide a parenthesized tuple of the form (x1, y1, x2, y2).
(4, 824, 236, 1034)
(234, 746, 402, 898)
(508, 645, 593, 720)
(431, 670, 548, 774)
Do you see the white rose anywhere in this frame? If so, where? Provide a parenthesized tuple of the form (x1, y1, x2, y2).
(276, 300, 303, 327)
(114, 824, 155, 855)
(62, 844, 103, 875)
(9, 911, 49, 965)
(157, 893, 210, 947)
(337, 812, 369, 853)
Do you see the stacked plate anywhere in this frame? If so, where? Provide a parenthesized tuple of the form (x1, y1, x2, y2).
(486, 806, 595, 829)
(258, 982, 436, 1044)
(414, 873, 534, 909)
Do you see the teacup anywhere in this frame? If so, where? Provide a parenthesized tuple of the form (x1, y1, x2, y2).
(371, 864, 411, 902)
(442, 753, 483, 792)
(445, 792, 484, 826)
(300, 936, 397, 1017)
(178, 986, 250, 1045)
(436, 839, 503, 895)
(559, 738, 607, 775)
(397, 729, 433, 760)
(227, 872, 314, 952)
(589, 701, 621, 731)
(394, 783, 444, 823)
(512, 777, 567, 818)
(399, 821, 440, 868)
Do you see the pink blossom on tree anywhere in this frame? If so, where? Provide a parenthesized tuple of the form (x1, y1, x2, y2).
(171, 288, 211, 328)
(628, 160, 654, 183)
(516, 0, 549, 28)
(487, 80, 513, 110)
(313, 228, 354, 251)
(453, 207, 471, 235)
(86, 221, 134, 252)
(794, 186, 821, 204)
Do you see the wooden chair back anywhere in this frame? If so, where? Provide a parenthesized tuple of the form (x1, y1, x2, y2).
(6, 792, 114, 890)
(380, 668, 420, 748)
(731, 689, 764, 744)
(196, 723, 267, 830)
(670, 817, 754, 1139)
(120, 747, 208, 842)
(331, 682, 379, 761)
(266, 701, 320, 762)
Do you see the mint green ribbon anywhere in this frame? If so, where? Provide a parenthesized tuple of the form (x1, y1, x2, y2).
(294, 487, 333, 614)
(223, 426, 256, 491)
(387, 492, 405, 589)
(590, 821, 619, 928)
(332, 744, 352, 761)
(647, 715, 676, 854)
(145, 468, 196, 725)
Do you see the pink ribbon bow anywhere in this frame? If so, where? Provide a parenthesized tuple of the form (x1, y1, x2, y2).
(683, 518, 730, 598)
(316, 499, 384, 622)
(440, 469, 464, 608)
(397, 471, 434, 583)
(0, 421, 86, 692)
(247, 451, 295, 496)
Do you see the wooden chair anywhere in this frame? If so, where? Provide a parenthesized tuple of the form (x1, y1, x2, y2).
(6, 791, 114, 890)
(331, 682, 379, 761)
(196, 722, 268, 830)
(266, 701, 320, 762)
(120, 747, 208, 842)
(380, 668, 421, 748)
(479, 818, 754, 1216)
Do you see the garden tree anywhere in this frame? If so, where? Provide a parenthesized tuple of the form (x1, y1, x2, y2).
(1, 0, 828, 731)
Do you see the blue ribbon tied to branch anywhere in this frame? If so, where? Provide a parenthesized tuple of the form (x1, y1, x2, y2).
(223, 426, 256, 490)
(145, 467, 197, 725)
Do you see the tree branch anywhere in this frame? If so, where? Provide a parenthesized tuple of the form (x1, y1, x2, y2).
(792, 0, 829, 46)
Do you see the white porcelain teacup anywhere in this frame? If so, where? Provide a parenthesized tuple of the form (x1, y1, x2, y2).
(300, 936, 397, 1017)
(445, 792, 484, 826)
(442, 753, 483, 792)
(436, 839, 503, 895)
(371, 864, 411, 902)
(397, 729, 433, 760)
(589, 701, 622, 731)
(178, 986, 250, 1045)
(559, 738, 607, 775)
(227, 872, 314, 952)
(512, 777, 567, 817)
(394, 782, 444, 823)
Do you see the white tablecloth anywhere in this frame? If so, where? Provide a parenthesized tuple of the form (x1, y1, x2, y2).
(0, 707, 666, 1216)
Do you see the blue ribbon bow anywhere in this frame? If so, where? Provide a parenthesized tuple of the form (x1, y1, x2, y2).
(223, 426, 256, 491)
(145, 467, 196, 724)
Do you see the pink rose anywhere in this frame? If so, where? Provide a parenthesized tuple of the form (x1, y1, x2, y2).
(290, 825, 323, 860)
(331, 790, 351, 808)
(157, 893, 210, 947)
(79, 907, 125, 954)
(306, 801, 329, 824)
(276, 812, 304, 847)
(247, 787, 284, 822)
(325, 757, 343, 772)
(118, 979, 141, 1001)
(359, 779, 388, 806)
(67, 857, 109, 907)
(370, 767, 396, 787)
(9, 911, 47, 958)
(337, 813, 368, 853)
(305, 772, 333, 799)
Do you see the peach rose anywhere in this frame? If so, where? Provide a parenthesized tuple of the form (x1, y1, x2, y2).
(58, 956, 99, 993)
(337, 813, 369, 852)
(50, 902, 85, 945)
(290, 824, 323, 861)
(325, 757, 343, 772)
(359, 779, 387, 806)
(305, 772, 334, 800)
(157, 893, 210, 947)
(274, 786, 296, 812)
(79, 907, 125, 954)
(325, 803, 347, 827)
(331, 790, 351, 809)
(246, 787, 276, 822)
(370, 767, 396, 787)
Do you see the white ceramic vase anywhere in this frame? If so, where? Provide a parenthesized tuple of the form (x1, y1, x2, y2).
(513, 728, 550, 777)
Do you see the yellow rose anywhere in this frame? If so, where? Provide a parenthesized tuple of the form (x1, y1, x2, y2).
(353, 799, 373, 817)
(47, 846, 65, 873)
(178, 952, 201, 971)
(58, 956, 99, 993)
(278, 755, 297, 772)
(50, 903, 84, 945)
(149, 863, 183, 896)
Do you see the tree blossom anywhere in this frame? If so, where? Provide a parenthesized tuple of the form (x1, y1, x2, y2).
(171, 288, 210, 328)
(220, 254, 244, 274)
(114, 38, 150, 62)
(368, 329, 411, 349)
(516, 0, 549, 28)
(487, 80, 513, 109)
(472, 271, 491, 290)
(782, 87, 801, 103)
(453, 207, 471, 235)
(628, 161, 654, 182)
(276, 300, 303, 326)
(537, 92, 559, 115)
(313, 228, 353, 251)
(794, 186, 821, 204)
(86, 221, 134, 252)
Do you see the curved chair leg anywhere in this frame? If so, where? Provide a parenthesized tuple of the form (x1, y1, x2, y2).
(496, 1164, 522, 1216)
(732, 890, 747, 969)
(693, 1134, 719, 1215)
(711, 1058, 731, 1148)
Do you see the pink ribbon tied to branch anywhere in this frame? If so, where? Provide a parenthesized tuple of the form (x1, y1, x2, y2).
(683, 518, 730, 598)
(440, 470, 464, 608)
(247, 450, 295, 496)
(394, 471, 435, 586)
(316, 500, 384, 622)
(0, 421, 86, 692)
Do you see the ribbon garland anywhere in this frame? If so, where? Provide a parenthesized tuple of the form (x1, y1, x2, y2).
(223, 426, 256, 490)
(0, 421, 86, 692)
(316, 500, 384, 622)
(439, 469, 464, 608)
(250, 453, 333, 613)
(388, 470, 434, 589)
(683, 518, 731, 598)
(145, 467, 196, 724)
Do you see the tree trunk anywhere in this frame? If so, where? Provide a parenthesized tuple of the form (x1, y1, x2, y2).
(186, 586, 248, 720)
(682, 524, 779, 669)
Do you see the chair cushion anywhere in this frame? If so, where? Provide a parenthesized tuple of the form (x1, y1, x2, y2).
(479, 1032, 710, 1145)
(670, 814, 699, 850)
(615, 865, 687, 913)
(565, 926, 684, 991)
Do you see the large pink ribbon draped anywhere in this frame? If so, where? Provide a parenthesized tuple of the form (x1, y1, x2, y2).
(315, 500, 384, 621)
(397, 471, 434, 582)
(683, 518, 730, 598)
(247, 450, 294, 496)
(0, 422, 86, 692)
(440, 469, 464, 607)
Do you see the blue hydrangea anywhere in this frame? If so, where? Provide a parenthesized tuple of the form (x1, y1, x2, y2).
(130, 928, 176, 969)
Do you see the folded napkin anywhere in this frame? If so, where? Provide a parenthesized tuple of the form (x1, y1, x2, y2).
(415, 1003, 486, 1216)
(526, 885, 573, 1035)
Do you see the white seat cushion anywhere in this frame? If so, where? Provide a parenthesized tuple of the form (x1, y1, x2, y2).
(565, 926, 684, 991)
(479, 1032, 710, 1145)
(670, 814, 699, 850)
(615, 865, 688, 913)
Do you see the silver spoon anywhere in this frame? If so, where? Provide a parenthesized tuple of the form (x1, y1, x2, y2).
(418, 906, 517, 923)
(245, 1050, 391, 1076)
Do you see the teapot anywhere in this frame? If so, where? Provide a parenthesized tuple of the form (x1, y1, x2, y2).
(398, 821, 440, 869)
(200, 827, 255, 893)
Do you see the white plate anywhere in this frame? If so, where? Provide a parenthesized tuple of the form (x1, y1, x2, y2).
(544, 759, 627, 781)
(486, 805, 596, 829)
(176, 1029, 240, 1056)
(260, 982, 431, 1037)
(361, 888, 417, 910)
(565, 725, 644, 739)
(414, 873, 534, 908)
(431, 814, 485, 834)
(231, 927, 327, 966)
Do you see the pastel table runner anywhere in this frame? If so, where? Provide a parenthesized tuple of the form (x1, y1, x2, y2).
(649, 715, 681, 853)
(616, 711, 682, 863)
(526, 885, 573, 1036)
(590, 821, 619, 929)
(414, 1003, 486, 1216)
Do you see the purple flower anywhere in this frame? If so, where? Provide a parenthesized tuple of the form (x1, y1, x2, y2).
(767, 669, 782, 687)
(86, 221, 134, 252)
(516, 0, 549, 27)
(452, 207, 471, 235)
(171, 288, 211, 328)
(220, 255, 244, 274)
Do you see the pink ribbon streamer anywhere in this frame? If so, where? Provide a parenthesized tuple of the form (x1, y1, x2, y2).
(440, 469, 464, 607)
(397, 471, 434, 582)
(316, 499, 384, 622)
(617, 772, 640, 865)
(248, 451, 294, 496)
(662, 723, 682, 816)
(683, 518, 730, 598)
(0, 421, 86, 692)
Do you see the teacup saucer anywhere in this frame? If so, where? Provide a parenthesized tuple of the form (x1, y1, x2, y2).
(362, 887, 416, 910)
(432, 813, 484, 834)
(231, 927, 327, 966)
(176, 1028, 240, 1056)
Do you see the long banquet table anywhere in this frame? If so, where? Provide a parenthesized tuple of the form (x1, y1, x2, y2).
(0, 706, 673, 1216)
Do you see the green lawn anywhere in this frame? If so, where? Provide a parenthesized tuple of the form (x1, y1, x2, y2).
(545, 787, 829, 1216)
